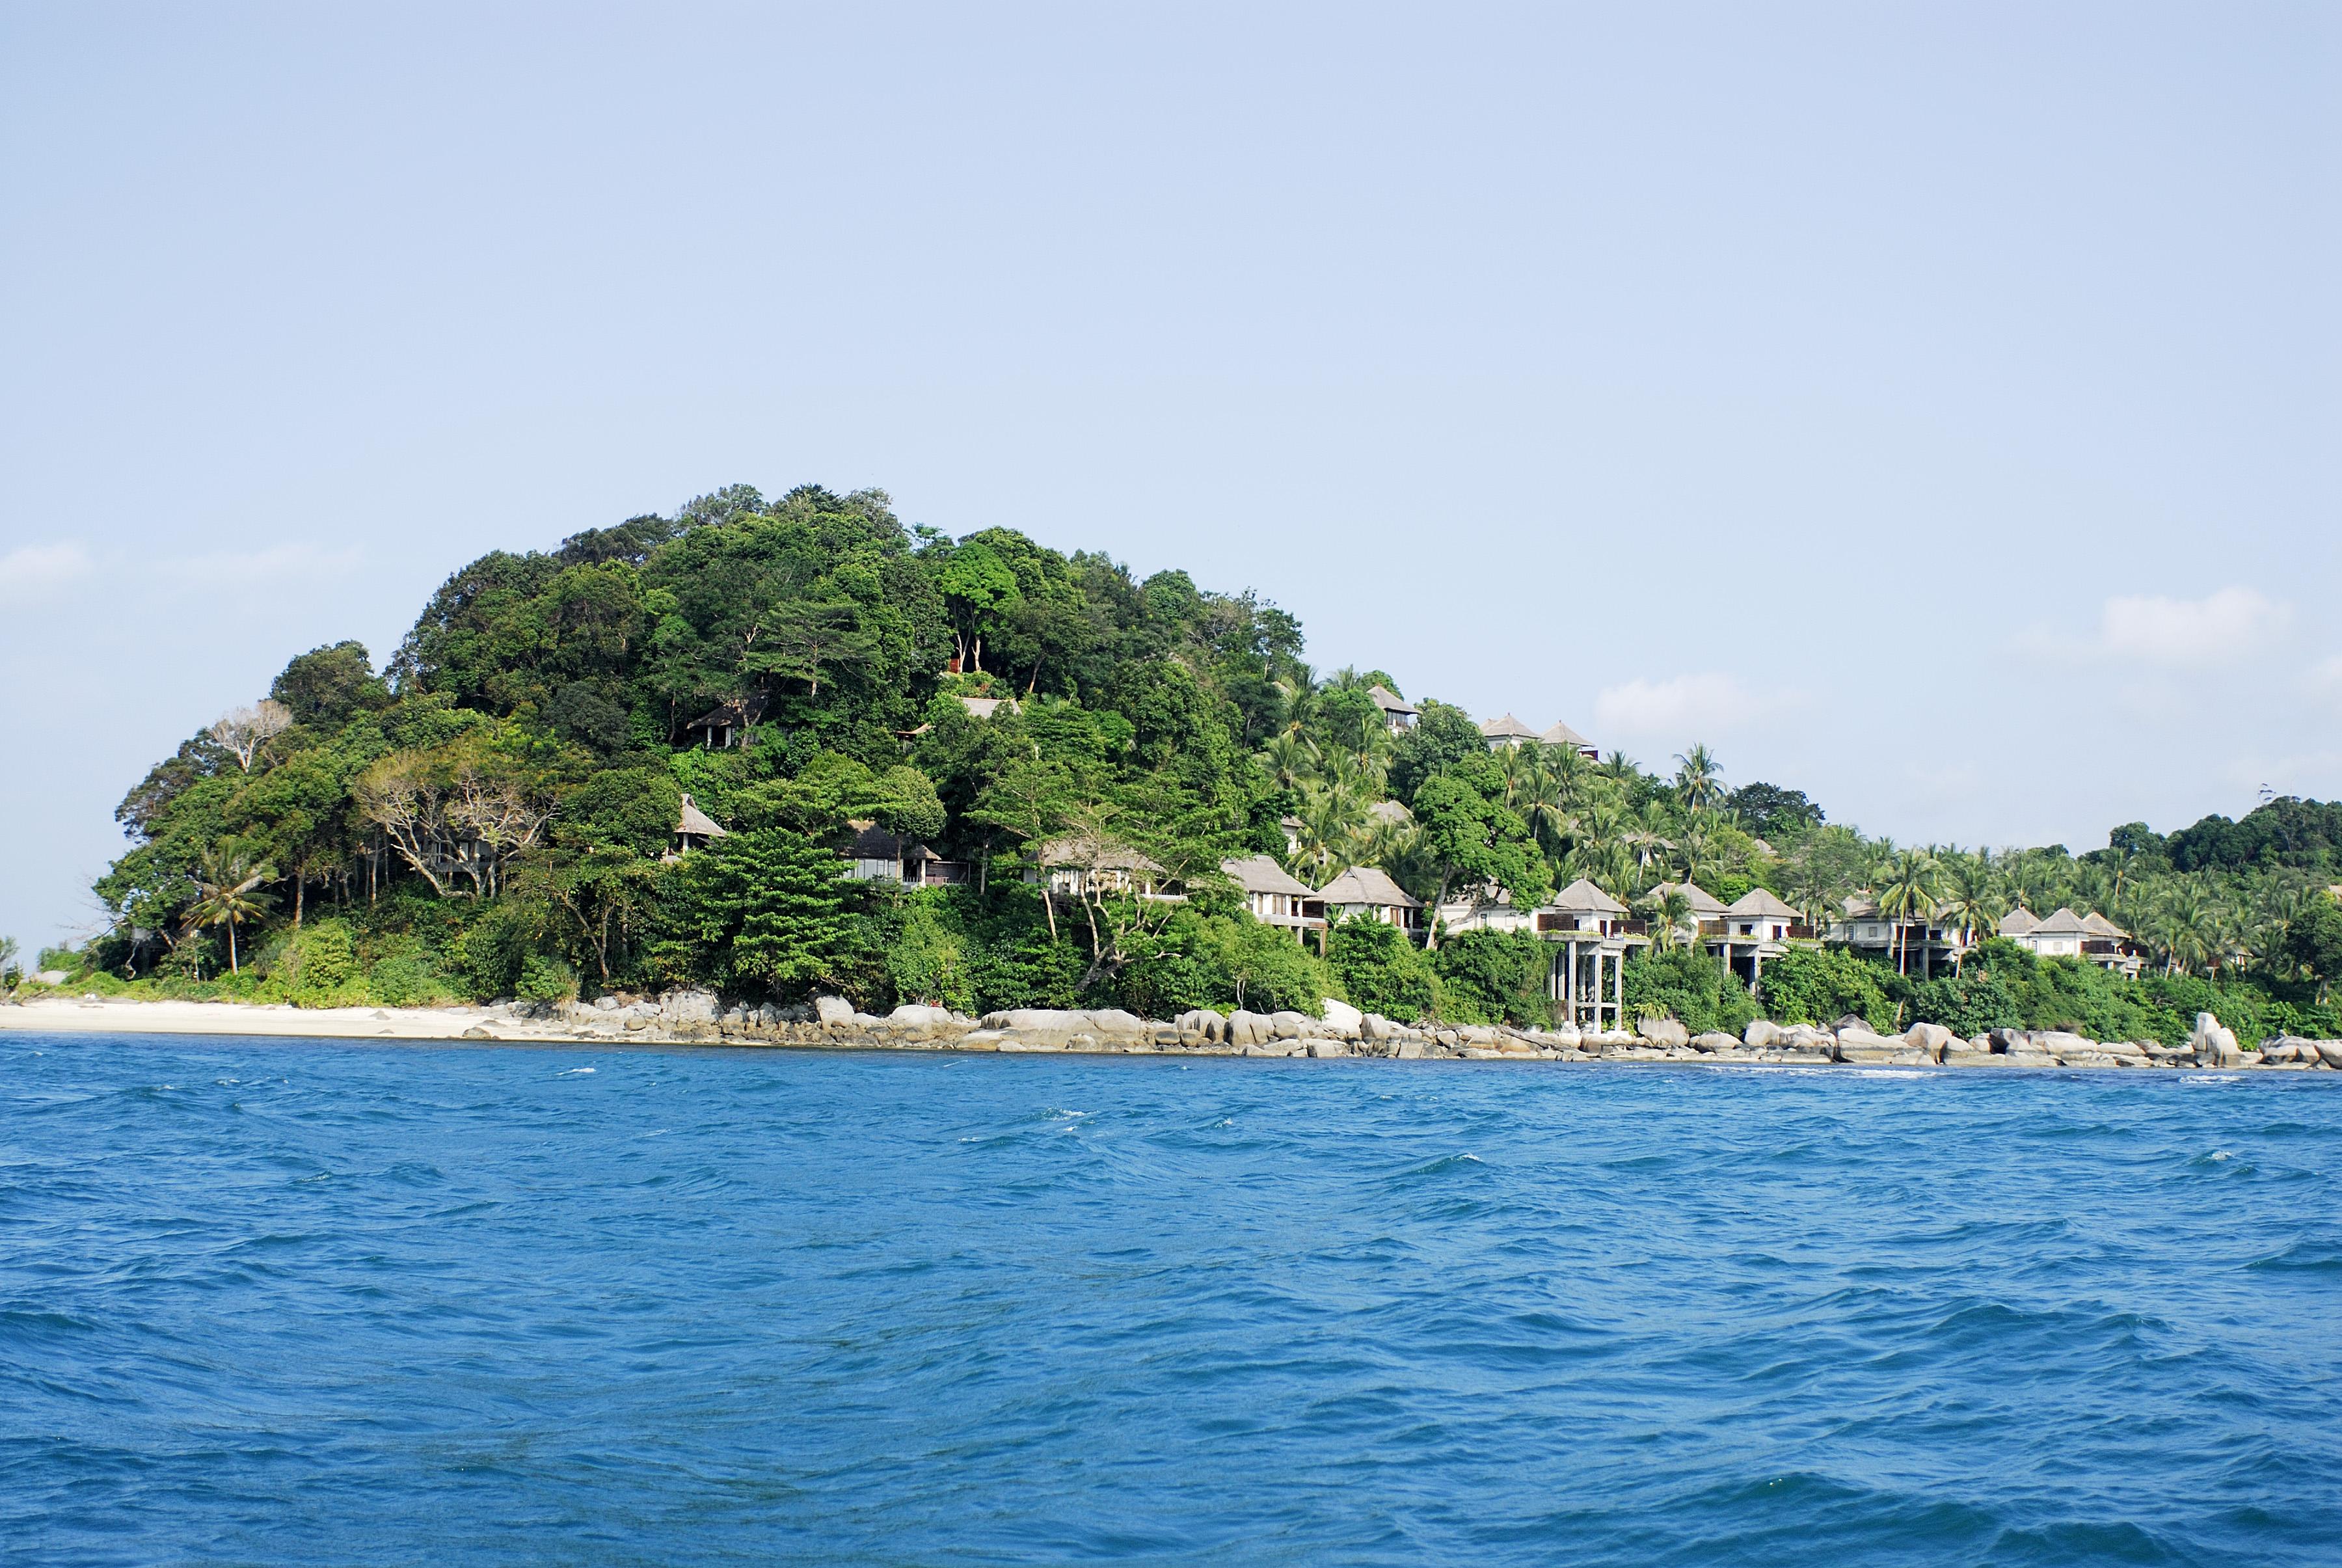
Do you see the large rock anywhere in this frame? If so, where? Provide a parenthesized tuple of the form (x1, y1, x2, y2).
(814, 994, 856, 1027)
(887, 1003, 954, 1038)
(1227, 1010, 1272, 1047)
(1833, 1027, 1902, 1064)
(2190, 1011, 2242, 1066)
(1269, 1010, 1310, 1040)
(1743, 1020, 1783, 1049)
(2320, 1041, 2342, 1069)
(1546, 1023, 1582, 1051)
(1637, 1016, 1690, 1049)
(2036, 1030, 2097, 1057)
(1986, 1027, 2030, 1055)
(1904, 1022, 1955, 1058)
(662, 989, 721, 1023)
(1319, 998, 1363, 1035)
(1690, 1031, 1742, 1053)
(1308, 1038, 1351, 1058)
(1083, 1008, 1150, 1041)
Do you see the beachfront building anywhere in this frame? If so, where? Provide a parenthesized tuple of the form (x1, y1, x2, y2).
(1712, 887, 1803, 987)
(1533, 878, 1645, 1029)
(1827, 897, 1969, 977)
(666, 794, 729, 861)
(1539, 720, 1600, 761)
(842, 822, 969, 887)
(1434, 886, 1540, 937)
(1643, 878, 1729, 945)
(1030, 834, 1182, 902)
(1223, 855, 1323, 941)
(1317, 865, 1421, 932)
(2002, 906, 2143, 976)
(1369, 685, 1418, 734)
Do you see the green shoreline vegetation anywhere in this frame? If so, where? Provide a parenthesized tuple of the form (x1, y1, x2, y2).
(15, 482, 2342, 1050)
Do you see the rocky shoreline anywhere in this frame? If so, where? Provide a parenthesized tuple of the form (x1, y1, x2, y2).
(535, 993, 2337, 1071)
(7, 990, 2337, 1072)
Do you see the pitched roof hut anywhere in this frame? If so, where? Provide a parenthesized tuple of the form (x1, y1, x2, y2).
(1479, 712, 1541, 748)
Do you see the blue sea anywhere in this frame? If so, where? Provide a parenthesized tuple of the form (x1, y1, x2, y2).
(5, 1036, 2340, 1566)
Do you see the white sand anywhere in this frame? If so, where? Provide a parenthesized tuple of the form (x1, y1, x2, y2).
(0, 995, 573, 1043)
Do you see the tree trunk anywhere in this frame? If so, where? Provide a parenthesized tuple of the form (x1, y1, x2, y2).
(228, 921, 239, 975)
(293, 874, 304, 928)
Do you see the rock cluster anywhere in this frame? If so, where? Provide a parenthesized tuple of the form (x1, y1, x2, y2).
(532, 996, 2335, 1072)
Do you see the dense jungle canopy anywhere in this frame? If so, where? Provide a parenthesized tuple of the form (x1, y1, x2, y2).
(31, 483, 2342, 1044)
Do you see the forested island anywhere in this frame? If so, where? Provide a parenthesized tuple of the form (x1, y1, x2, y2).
(15, 482, 2342, 1051)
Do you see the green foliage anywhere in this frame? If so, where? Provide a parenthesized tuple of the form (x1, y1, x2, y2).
(1326, 917, 1442, 1023)
(518, 954, 580, 1006)
(1202, 915, 1332, 1015)
(1431, 928, 1552, 1026)
(1388, 700, 1486, 805)
(651, 828, 871, 997)
(1902, 971, 2024, 1036)
(1754, 945, 1894, 1031)
(1624, 949, 1759, 1036)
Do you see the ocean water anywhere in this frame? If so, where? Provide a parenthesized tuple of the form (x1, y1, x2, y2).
(4, 1036, 2340, 1567)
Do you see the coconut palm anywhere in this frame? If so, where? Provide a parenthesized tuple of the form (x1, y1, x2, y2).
(1257, 731, 1319, 794)
(1935, 854, 2004, 973)
(1621, 802, 1676, 885)
(1644, 886, 1695, 954)
(1673, 743, 1723, 814)
(182, 850, 274, 976)
(1876, 848, 1945, 976)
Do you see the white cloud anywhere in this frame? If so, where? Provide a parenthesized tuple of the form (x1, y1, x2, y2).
(1594, 671, 1795, 738)
(0, 541, 93, 602)
(2097, 586, 2290, 667)
(161, 542, 365, 586)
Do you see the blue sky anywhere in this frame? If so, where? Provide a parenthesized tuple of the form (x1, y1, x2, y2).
(1, 3, 2335, 953)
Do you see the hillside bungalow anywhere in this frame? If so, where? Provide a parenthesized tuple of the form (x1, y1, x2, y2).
(958, 695, 1017, 720)
(1318, 865, 1421, 931)
(1478, 712, 1600, 761)
(1434, 886, 1540, 938)
(2004, 906, 2142, 976)
(665, 794, 729, 861)
(1535, 878, 1645, 1029)
(1539, 720, 1600, 761)
(685, 694, 768, 750)
(1713, 887, 1803, 986)
(842, 822, 968, 887)
(1643, 878, 1729, 941)
(1479, 714, 1542, 750)
(1030, 834, 1182, 902)
(1827, 897, 1969, 977)
(1224, 855, 1323, 941)
(1369, 685, 1418, 734)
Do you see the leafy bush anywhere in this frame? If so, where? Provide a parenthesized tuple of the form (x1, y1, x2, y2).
(1327, 917, 1440, 1023)
(1903, 971, 2024, 1037)
(1753, 945, 1893, 1030)
(1431, 928, 1552, 1026)
(517, 954, 580, 1005)
(1202, 915, 1331, 1015)
(1624, 949, 1758, 1036)
(368, 951, 448, 1007)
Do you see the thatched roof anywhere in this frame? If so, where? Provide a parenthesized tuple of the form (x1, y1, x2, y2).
(1367, 799, 1412, 826)
(1035, 834, 1162, 874)
(2032, 906, 2093, 936)
(676, 794, 729, 839)
(1548, 877, 1626, 914)
(1368, 684, 1416, 717)
(1317, 865, 1421, 908)
(958, 696, 1016, 720)
(1725, 887, 1798, 920)
(1998, 906, 2040, 936)
(1479, 712, 1540, 741)
(1646, 879, 1727, 915)
(2080, 910, 2129, 939)
(1222, 854, 1314, 899)
(1539, 720, 1593, 749)
(686, 694, 768, 731)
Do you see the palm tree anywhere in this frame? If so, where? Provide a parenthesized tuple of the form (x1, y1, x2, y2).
(1935, 854, 2004, 973)
(1258, 731, 1319, 794)
(1644, 887, 1695, 953)
(1621, 802, 1676, 886)
(1673, 743, 1723, 814)
(182, 850, 274, 976)
(1876, 848, 1944, 976)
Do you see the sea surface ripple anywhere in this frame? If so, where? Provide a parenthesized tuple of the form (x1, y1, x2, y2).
(4, 1034, 2340, 1565)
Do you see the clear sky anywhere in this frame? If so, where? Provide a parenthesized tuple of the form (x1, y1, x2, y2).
(2, 3, 2335, 954)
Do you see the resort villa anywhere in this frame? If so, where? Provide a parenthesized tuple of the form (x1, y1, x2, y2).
(1478, 712, 1601, 761)
(2001, 906, 2144, 977)
(1369, 685, 1418, 734)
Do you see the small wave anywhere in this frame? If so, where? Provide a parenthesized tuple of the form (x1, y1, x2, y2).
(559, 1067, 596, 1075)
(2181, 1074, 2243, 1085)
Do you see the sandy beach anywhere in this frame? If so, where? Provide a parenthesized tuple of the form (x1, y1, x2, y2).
(0, 995, 575, 1044)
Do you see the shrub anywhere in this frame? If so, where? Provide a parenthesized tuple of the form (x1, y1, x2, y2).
(517, 954, 580, 1005)
(1431, 928, 1552, 1026)
(1624, 948, 1758, 1036)
(1755, 945, 1894, 1030)
(1327, 918, 1440, 1022)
